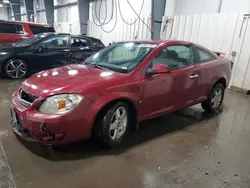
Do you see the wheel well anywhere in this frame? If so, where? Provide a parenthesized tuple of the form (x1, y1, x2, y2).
(214, 78, 226, 88)
(92, 98, 138, 133)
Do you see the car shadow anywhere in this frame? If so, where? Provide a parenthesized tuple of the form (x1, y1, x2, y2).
(17, 106, 222, 161)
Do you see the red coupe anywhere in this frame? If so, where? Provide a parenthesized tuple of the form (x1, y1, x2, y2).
(11, 40, 232, 147)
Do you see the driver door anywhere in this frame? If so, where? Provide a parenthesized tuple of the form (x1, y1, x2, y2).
(141, 44, 199, 119)
(33, 35, 70, 71)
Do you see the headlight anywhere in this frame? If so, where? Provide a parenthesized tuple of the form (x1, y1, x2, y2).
(38, 94, 84, 114)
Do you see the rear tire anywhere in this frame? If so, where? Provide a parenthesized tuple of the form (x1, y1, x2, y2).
(94, 102, 130, 147)
(4, 59, 28, 79)
(201, 83, 225, 112)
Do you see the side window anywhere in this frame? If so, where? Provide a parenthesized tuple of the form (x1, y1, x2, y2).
(70, 37, 87, 47)
(153, 45, 194, 70)
(91, 38, 105, 48)
(29, 25, 55, 34)
(196, 48, 216, 63)
(1, 23, 17, 33)
(40, 35, 68, 49)
(16, 24, 24, 34)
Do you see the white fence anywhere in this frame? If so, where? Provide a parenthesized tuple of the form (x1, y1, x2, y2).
(88, 17, 151, 46)
(161, 12, 250, 91)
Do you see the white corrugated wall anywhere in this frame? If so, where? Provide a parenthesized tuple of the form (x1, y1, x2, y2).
(161, 12, 250, 91)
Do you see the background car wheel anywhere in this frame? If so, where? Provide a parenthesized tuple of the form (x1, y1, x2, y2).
(201, 83, 225, 112)
(4, 59, 28, 79)
(94, 102, 130, 147)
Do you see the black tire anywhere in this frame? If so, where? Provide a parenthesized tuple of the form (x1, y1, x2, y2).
(94, 102, 130, 147)
(4, 59, 28, 79)
(201, 83, 225, 112)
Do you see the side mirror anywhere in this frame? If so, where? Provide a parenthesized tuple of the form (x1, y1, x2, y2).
(38, 44, 48, 52)
(146, 68, 156, 77)
(146, 64, 170, 76)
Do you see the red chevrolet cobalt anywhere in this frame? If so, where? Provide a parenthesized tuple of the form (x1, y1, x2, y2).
(11, 40, 231, 147)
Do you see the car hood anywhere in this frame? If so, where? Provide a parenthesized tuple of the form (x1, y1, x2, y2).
(0, 44, 15, 52)
(0, 44, 27, 53)
(21, 64, 126, 97)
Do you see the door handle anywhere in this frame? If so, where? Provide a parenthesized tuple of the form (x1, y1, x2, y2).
(189, 74, 199, 79)
(62, 49, 70, 52)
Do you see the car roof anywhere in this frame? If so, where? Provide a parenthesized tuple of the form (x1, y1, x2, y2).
(71, 35, 102, 41)
(122, 39, 195, 46)
(45, 33, 101, 40)
(0, 20, 53, 27)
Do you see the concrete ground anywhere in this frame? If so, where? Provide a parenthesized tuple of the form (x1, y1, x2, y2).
(0, 79, 250, 188)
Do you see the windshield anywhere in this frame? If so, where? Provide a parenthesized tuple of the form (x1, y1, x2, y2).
(15, 33, 49, 47)
(84, 42, 156, 73)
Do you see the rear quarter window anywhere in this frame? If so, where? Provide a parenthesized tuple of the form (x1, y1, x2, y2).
(90, 38, 105, 47)
(196, 47, 216, 64)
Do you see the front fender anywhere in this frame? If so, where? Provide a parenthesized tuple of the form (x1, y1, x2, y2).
(0, 56, 11, 75)
(96, 92, 140, 109)
(93, 91, 140, 119)
(0, 53, 17, 75)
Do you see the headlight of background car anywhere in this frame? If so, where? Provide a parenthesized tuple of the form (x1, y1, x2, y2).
(38, 94, 84, 114)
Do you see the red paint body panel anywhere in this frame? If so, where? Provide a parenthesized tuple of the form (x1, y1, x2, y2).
(11, 40, 232, 145)
(0, 20, 54, 44)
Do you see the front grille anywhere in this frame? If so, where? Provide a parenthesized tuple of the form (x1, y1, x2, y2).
(19, 89, 37, 106)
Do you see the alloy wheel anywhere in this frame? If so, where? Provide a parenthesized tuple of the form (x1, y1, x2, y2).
(211, 88, 223, 109)
(6, 59, 27, 79)
(109, 107, 128, 140)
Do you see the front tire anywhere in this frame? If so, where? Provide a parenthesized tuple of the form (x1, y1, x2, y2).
(201, 83, 225, 112)
(94, 102, 130, 147)
(4, 59, 28, 79)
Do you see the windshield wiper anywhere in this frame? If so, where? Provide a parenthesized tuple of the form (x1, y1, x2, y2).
(84, 62, 108, 70)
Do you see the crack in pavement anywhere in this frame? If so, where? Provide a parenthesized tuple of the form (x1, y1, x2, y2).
(0, 141, 16, 188)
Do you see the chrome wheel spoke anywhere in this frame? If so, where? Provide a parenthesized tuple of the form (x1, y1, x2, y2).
(120, 111, 126, 119)
(211, 97, 216, 103)
(116, 130, 123, 139)
(110, 121, 117, 130)
(115, 109, 121, 118)
(111, 129, 118, 139)
(16, 63, 23, 69)
(109, 107, 128, 140)
(10, 62, 15, 69)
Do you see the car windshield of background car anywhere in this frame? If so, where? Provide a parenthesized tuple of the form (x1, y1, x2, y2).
(15, 33, 49, 47)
